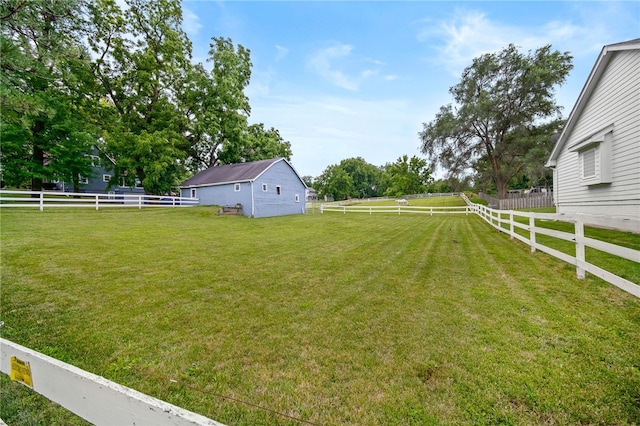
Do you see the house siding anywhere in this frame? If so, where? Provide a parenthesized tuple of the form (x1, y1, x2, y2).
(181, 182, 252, 211)
(179, 159, 307, 218)
(54, 147, 144, 195)
(252, 160, 306, 218)
(555, 49, 640, 218)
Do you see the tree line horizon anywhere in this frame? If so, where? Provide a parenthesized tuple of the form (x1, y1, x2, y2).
(1, 0, 572, 199)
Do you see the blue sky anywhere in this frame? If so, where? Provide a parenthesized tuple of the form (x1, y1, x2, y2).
(181, 1, 639, 178)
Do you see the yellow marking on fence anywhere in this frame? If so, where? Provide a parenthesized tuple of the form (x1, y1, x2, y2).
(10, 356, 33, 388)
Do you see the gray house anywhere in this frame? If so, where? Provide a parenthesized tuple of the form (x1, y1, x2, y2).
(48, 146, 145, 195)
(180, 158, 307, 218)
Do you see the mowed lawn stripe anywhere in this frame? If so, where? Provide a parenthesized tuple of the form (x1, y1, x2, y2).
(1, 209, 638, 425)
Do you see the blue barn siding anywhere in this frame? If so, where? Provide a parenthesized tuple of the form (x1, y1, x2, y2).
(180, 159, 306, 218)
(252, 161, 306, 218)
(182, 182, 252, 210)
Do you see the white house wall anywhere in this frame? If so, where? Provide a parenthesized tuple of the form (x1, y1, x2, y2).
(555, 49, 640, 218)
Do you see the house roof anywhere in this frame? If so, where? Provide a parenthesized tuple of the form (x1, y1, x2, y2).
(546, 38, 640, 167)
(180, 158, 306, 188)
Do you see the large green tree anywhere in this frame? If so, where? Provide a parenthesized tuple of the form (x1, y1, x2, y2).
(339, 157, 383, 198)
(1, 0, 96, 191)
(218, 123, 292, 165)
(183, 37, 253, 171)
(88, 0, 192, 194)
(419, 44, 572, 198)
(315, 157, 383, 200)
(382, 155, 432, 197)
(315, 164, 354, 201)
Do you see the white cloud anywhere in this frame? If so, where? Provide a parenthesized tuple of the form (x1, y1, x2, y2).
(248, 94, 436, 177)
(182, 8, 203, 37)
(275, 45, 289, 61)
(307, 42, 359, 91)
(307, 42, 398, 91)
(421, 4, 638, 76)
(419, 9, 548, 75)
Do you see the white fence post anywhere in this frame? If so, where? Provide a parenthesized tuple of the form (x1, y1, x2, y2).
(575, 221, 586, 279)
(95, 195, 99, 211)
(509, 212, 514, 239)
(39, 192, 44, 211)
(529, 216, 536, 253)
(138, 196, 142, 209)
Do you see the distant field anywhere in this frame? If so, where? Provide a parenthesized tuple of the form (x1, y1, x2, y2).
(1, 207, 639, 425)
(329, 196, 469, 207)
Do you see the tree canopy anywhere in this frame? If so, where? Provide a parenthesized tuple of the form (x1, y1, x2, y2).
(382, 155, 432, 197)
(419, 44, 572, 198)
(1, 0, 293, 194)
(1, 0, 96, 191)
(314, 156, 434, 201)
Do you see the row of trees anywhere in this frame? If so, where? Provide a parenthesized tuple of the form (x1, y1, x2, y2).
(311, 155, 441, 201)
(1, 0, 292, 194)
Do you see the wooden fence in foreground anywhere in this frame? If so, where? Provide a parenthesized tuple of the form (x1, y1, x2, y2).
(0, 338, 224, 426)
(0, 190, 199, 210)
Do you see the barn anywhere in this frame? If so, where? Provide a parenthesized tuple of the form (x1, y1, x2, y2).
(546, 38, 640, 220)
(179, 158, 307, 218)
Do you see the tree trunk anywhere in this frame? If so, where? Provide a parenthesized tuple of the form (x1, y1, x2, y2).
(490, 153, 508, 199)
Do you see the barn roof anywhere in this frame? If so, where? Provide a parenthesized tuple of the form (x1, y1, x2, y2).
(546, 38, 640, 166)
(180, 158, 305, 188)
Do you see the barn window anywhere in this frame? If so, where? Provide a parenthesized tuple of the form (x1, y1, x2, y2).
(262, 183, 268, 192)
(570, 124, 613, 186)
(190, 188, 196, 198)
(234, 183, 241, 192)
(79, 176, 89, 185)
(103, 174, 111, 182)
(295, 194, 300, 203)
(276, 185, 281, 195)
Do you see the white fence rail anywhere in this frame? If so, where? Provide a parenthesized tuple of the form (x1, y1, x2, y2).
(321, 204, 471, 215)
(0, 338, 224, 426)
(323, 194, 639, 297)
(322, 193, 461, 206)
(461, 194, 640, 297)
(0, 190, 199, 210)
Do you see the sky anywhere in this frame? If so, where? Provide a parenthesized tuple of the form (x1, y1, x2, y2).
(180, 0, 639, 178)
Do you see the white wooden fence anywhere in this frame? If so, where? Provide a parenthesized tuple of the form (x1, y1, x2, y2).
(0, 338, 225, 426)
(320, 204, 471, 215)
(461, 194, 640, 297)
(322, 195, 639, 297)
(0, 190, 199, 210)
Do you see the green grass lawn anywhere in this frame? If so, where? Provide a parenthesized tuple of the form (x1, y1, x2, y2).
(1, 207, 639, 425)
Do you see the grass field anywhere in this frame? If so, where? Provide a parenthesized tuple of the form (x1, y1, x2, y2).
(1, 205, 639, 425)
